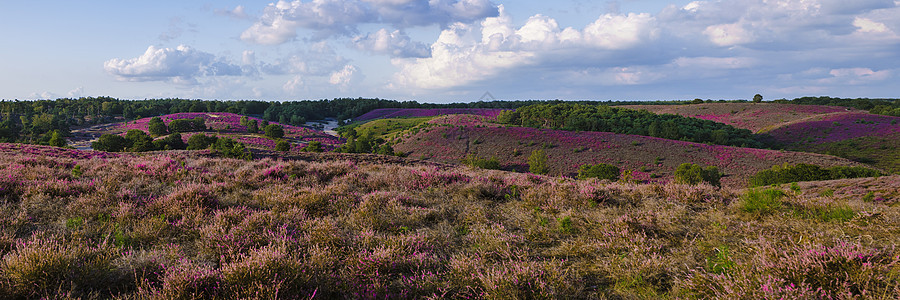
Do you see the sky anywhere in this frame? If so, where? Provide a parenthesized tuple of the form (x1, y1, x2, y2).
(1, 0, 898, 103)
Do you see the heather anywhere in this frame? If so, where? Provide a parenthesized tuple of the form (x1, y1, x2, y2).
(1, 143, 898, 299)
(393, 117, 866, 187)
(625, 102, 853, 132)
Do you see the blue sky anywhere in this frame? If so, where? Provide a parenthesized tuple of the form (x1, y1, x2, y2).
(2, 0, 898, 103)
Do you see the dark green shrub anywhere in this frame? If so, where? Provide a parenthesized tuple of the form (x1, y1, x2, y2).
(92, 134, 129, 152)
(462, 154, 501, 170)
(275, 139, 291, 152)
(187, 133, 218, 150)
(528, 149, 549, 175)
(264, 124, 284, 139)
(212, 137, 251, 160)
(674, 163, 721, 186)
(125, 129, 155, 152)
(247, 119, 259, 133)
(168, 117, 206, 133)
(153, 133, 186, 150)
(148, 117, 167, 136)
(749, 163, 884, 187)
(48, 130, 66, 147)
(577, 163, 620, 181)
(301, 141, 324, 153)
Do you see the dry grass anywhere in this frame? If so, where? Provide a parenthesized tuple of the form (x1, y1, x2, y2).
(0, 143, 898, 299)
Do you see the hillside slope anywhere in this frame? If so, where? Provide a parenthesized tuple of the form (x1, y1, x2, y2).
(1, 143, 898, 299)
(393, 115, 867, 187)
(622, 103, 857, 132)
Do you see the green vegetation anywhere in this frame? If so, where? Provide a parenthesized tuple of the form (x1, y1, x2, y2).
(301, 141, 324, 152)
(263, 124, 284, 139)
(187, 133, 218, 150)
(778, 96, 900, 116)
(528, 149, 549, 175)
(167, 117, 206, 133)
(739, 188, 785, 215)
(148, 117, 167, 136)
(749, 163, 884, 187)
(498, 103, 765, 148)
(462, 154, 501, 170)
(674, 163, 721, 186)
(577, 163, 620, 181)
(275, 139, 290, 152)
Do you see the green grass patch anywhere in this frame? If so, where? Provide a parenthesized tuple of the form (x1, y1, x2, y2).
(739, 188, 784, 215)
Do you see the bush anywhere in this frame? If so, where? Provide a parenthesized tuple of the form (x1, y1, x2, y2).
(528, 149, 549, 175)
(154, 133, 186, 150)
(749, 163, 884, 187)
(148, 117, 167, 136)
(125, 129, 155, 152)
(263, 124, 284, 139)
(92, 133, 129, 152)
(247, 119, 258, 133)
(168, 117, 206, 133)
(674, 163, 721, 186)
(48, 130, 66, 147)
(462, 154, 501, 170)
(275, 139, 291, 152)
(212, 137, 252, 160)
(740, 188, 784, 215)
(577, 163, 620, 181)
(187, 133, 218, 150)
(301, 141, 324, 153)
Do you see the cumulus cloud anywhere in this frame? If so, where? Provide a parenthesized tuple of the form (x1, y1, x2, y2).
(240, 0, 499, 44)
(387, 0, 900, 100)
(352, 29, 431, 57)
(260, 42, 349, 76)
(216, 5, 250, 19)
(104, 45, 243, 83)
(329, 64, 362, 88)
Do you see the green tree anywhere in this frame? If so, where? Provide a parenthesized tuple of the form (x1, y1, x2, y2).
(212, 137, 252, 160)
(275, 139, 291, 152)
(301, 141, 324, 152)
(92, 134, 128, 152)
(239, 115, 249, 127)
(753, 94, 763, 103)
(247, 119, 259, 134)
(187, 133, 218, 150)
(48, 130, 66, 147)
(528, 149, 549, 175)
(153, 132, 186, 150)
(264, 124, 284, 139)
(125, 129, 155, 152)
(148, 117, 167, 136)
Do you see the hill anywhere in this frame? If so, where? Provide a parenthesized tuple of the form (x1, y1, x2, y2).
(392, 115, 867, 187)
(0, 143, 898, 299)
(621, 102, 857, 132)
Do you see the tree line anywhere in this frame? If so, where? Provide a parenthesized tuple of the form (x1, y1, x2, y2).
(498, 103, 767, 148)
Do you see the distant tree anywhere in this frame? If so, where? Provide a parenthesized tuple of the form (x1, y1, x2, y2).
(239, 115, 249, 127)
(148, 117, 167, 136)
(92, 134, 128, 152)
(212, 137, 252, 160)
(275, 139, 291, 152)
(264, 124, 284, 139)
(753, 94, 763, 103)
(154, 132, 186, 150)
(692, 98, 704, 104)
(48, 130, 67, 147)
(168, 117, 206, 133)
(247, 119, 259, 133)
(462, 154, 501, 170)
(187, 133, 218, 150)
(301, 141, 324, 152)
(675, 163, 721, 186)
(528, 149, 549, 175)
(125, 129, 155, 152)
(578, 163, 620, 181)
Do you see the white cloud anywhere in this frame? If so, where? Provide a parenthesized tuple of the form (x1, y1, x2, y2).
(703, 23, 754, 46)
(825, 68, 891, 84)
(260, 42, 348, 76)
(352, 29, 431, 57)
(583, 13, 657, 50)
(104, 45, 243, 83)
(283, 75, 306, 95)
(217, 5, 249, 19)
(854, 17, 891, 33)
(67, 87, 84, 98)
(329, 65, 361, 88)
(241, 0, 500, 44)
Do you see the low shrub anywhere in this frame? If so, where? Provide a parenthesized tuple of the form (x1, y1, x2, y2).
(577, 163, 620, 181)
(749, 163, 884, 187)
(739, 188, 784, 215)
(462, 154, 501, 170)
(674, 163, 721, 186)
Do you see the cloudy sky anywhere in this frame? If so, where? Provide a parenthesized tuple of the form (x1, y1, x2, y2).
(2, 0, 898, 102)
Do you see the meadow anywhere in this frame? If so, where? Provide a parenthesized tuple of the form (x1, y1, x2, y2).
(1, 143, 898, 299)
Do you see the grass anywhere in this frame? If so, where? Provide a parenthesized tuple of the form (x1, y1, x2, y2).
(0, 143, 898, 298)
